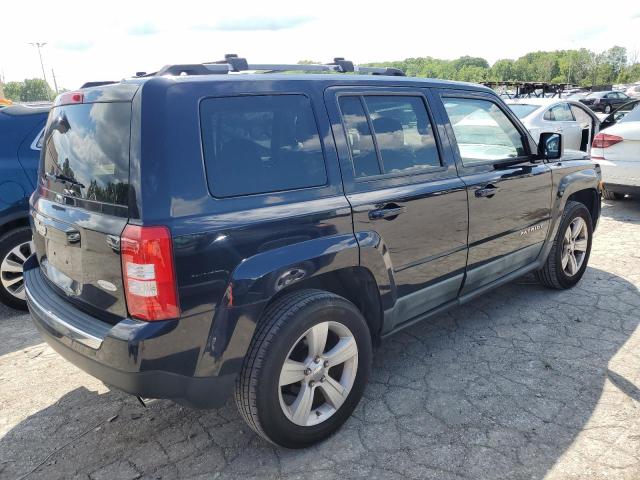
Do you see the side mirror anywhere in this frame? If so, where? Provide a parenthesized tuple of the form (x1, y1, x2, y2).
(538, 132, 562, 160)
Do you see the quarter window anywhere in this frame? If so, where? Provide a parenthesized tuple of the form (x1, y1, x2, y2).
(443, 97, 527, 166)
(338, 95, 441, 178)
(200, 95, 327, 198)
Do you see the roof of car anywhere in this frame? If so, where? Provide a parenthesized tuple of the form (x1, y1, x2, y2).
(0, 104, 51, 116)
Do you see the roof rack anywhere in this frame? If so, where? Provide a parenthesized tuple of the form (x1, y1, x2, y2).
(149, 54, 405, 77)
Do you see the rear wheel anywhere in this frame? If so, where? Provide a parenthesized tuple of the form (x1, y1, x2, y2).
(536, 201, 593, 289)
(602, 189, 624, 200)
(0, 227, 33, 310)
(235, 289, 372, 448)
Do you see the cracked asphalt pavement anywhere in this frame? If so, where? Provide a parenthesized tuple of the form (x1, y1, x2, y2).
(1, 199, 640, 480)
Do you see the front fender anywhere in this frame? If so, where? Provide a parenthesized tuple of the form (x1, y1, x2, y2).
(539, 161, 601, 262)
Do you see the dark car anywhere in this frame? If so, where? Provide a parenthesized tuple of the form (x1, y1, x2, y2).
(599, 99, 640, 130)
(580, 90, 631, 113)
(0, 104, 49, 309)
(25, 57, 601, 448)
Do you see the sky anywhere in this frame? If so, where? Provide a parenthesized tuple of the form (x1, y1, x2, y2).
(2, 0, 640, 90)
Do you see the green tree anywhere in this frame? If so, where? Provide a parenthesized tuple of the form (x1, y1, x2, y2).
(3, 81, 23, 101)
(20, 79, 53, 102)
(490, 59, 514, 81)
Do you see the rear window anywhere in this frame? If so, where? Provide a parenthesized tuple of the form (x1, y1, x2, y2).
(508, 104, 540, 119)
(41, 102, 131, 207)
(200, 95, 327, 198)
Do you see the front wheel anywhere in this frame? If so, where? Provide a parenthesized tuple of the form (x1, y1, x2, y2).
(536, 201, 593, 289)
(235, 289, 372, 448)
(0, 227, 33, 310)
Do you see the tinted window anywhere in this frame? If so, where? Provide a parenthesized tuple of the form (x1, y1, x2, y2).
(338, 96, 381, 177)
(41, 103, 131, 206)
(339, 95, 440, 178)
(200, 95, 327, 198)
(443, 98, 526, 166)
(364, 96, 440, 173)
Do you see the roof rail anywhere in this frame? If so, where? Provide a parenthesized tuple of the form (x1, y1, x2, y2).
(149, 55, 405, 77)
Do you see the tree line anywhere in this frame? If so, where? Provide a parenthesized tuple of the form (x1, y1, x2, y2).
(365, 46, 640, 86)
(2, 78, 54, 102)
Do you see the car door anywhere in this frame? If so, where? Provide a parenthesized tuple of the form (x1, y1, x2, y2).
(546, 103, 582, 151)
(324, 86, 468, 332)
(435, 90, 553, 295)
(569, 103, 597, 152)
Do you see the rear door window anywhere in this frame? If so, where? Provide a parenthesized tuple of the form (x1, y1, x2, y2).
(338, 95, 441, 178)
(548, 103, 575, 121)
(200, 95, 327, 198)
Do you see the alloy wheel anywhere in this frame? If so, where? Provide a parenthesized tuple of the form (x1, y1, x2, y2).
(278, 321, 358, 427)
(0, 240, 34, 300)
(561, 217, 588, 277)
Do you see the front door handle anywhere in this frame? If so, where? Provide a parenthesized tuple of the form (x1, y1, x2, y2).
(475, 185, 498, 198)
(368, 205, 406, 220)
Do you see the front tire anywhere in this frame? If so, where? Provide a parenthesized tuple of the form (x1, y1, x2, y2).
(235, 289, 372, 448)
(536, 201, 593, 289)
(0, 227, 33, 310)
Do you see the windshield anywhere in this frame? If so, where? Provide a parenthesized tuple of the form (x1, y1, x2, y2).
(508, 104, 540, 119)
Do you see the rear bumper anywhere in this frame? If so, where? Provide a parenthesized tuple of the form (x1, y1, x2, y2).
(24, 256, 235, 408)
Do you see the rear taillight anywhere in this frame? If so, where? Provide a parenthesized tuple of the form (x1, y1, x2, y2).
(592, 133, 624, 149)
(120, 225, 180, 321)
(56, 91, 84, 106)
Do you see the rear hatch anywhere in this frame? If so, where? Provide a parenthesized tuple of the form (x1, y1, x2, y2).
(32, 87, 137, 323)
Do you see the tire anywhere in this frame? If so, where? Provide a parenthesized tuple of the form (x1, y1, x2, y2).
(536, 201, 593, 290)
(604, 104, 612, 114)
(235, 289, 372, 448)
(0, 227, 33, 310)
(602, 189, 624, 200)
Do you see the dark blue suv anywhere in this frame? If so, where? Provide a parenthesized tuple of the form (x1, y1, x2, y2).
(25, 58, 601, 447)
(0, 104, 49, 309)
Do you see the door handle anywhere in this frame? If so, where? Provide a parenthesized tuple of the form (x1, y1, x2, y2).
(475, 185, 498, 198)
(368, 205, 406, 220)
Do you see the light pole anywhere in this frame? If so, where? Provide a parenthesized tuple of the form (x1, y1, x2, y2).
(29, 42, 51, 99)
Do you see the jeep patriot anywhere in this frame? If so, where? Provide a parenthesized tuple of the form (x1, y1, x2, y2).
(25, 56, 601, 447)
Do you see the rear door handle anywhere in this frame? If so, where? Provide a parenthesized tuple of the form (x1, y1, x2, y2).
(368, 205, 406, 220)
(475, 185, 498, 198)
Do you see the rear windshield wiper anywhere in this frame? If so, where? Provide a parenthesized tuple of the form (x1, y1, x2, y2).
(46, 172, 86, 189)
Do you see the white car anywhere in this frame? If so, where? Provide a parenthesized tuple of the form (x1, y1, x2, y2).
(506, 98, 600, 153)
(626, 84, 640, 99)
(592, 101, 640, 200)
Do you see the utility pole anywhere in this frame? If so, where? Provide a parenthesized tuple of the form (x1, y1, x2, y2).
(29, 42, 51, 100)
(51, 68, 59, 94)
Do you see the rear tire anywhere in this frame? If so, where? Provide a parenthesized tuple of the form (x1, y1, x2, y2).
(536, 201, 593, 289)
(235, 289, 372, 448)
(602, 189, 624, 200)
(0, 227, 33, 310)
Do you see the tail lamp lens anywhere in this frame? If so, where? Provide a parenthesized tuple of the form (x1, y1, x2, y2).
(120, 225, 180, 321)
(592, 133, 623, 149)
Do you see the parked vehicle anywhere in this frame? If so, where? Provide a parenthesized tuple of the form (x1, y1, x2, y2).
(625, 84, 640, 99)
(506, 98, 600, 152)
(0, 104, 49, 309)
(592, 100, 640, 200)
(580, 91, 631, 113)
(25, 58, 601, 448)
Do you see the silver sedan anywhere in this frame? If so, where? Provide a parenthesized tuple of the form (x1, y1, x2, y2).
(506, 98, 601, 153)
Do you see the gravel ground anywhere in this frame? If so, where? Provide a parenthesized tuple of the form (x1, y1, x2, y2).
(1, 199, 639, 480)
